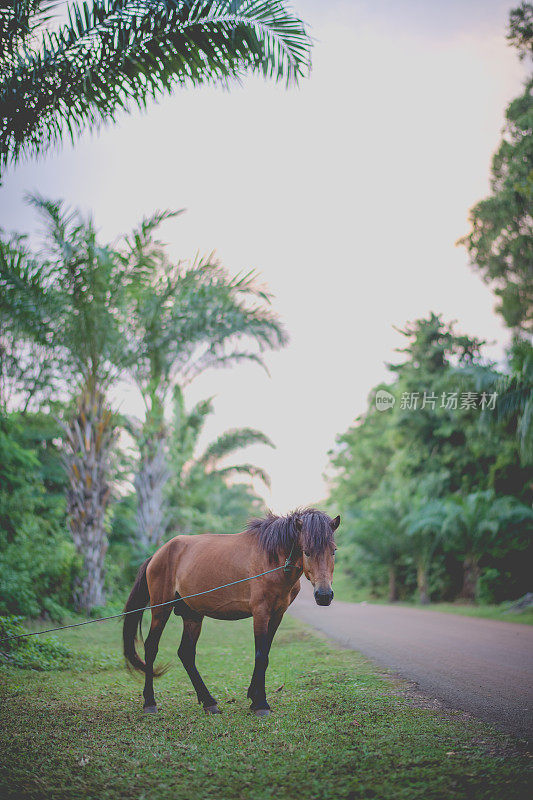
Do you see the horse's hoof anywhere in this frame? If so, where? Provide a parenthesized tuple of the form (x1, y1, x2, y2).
(143, 705, 158, 715)
(204, 704, 222, 715)
(252, 708, 271, 717)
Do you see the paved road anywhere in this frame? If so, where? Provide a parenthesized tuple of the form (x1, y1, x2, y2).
(289, 582, 533, 741)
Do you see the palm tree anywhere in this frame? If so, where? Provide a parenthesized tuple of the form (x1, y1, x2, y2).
(121, 212, 286, 548)
(164, 385, 272, 542)
(0, 0, 312, 170)
(0, 196, 135, 609)
(404, 499, 447, 605)
(27, 197, 129, 609)
(62, 386, 117, 608)
(402, 472, 449, 604)
(443, 490, 533, 601)
(351, 496, 409, 602)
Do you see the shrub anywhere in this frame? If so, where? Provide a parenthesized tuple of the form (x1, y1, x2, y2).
(0, 616, 72, 670)
(0, 414, 80, 618)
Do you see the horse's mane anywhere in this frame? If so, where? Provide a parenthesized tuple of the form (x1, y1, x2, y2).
(247, 508, 335, 563)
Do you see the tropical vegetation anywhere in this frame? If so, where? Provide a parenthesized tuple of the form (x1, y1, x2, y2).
(327, 314, 532, 605)
(0, 198, 283, 614)
(326, 5, 533, 605)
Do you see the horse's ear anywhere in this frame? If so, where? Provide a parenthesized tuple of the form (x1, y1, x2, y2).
(331, 515, 341, 531)
(294, 517, 303, 532)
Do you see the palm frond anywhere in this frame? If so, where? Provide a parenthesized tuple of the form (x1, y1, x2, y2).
(121, 208, 184, 288)
(0, 0, 312, 169)
(0, 229, 56, 341)
(404, 499, 447, 536)
(20, 193, 128, 384)
(0, 1, 57, 62)
(123, 238, 287, 399)
(180, 350, 268, 385)
(198, 425, 274, 467)
(214, 462, 271, 488)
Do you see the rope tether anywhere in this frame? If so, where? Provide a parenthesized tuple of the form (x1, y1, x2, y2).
(0, 561, 296, 645)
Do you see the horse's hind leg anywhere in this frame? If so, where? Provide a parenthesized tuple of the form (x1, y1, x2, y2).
(178, 617, 221, 715)
(143, 607, 171, 714)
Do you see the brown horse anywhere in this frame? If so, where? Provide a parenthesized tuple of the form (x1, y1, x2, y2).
(123, 508, 340, 716)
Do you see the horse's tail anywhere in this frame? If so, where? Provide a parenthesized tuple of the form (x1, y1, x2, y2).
(123, 557, 167, 677)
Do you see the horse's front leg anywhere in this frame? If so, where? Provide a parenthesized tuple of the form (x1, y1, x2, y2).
(248, 607, 284, 716)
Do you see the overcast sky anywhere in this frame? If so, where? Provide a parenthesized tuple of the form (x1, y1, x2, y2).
(1, 1, 528, 512)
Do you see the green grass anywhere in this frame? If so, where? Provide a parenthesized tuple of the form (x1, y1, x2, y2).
(0, 612, 531, 800)
(333, 571, 533, 625)
(407, 603, 533, 625)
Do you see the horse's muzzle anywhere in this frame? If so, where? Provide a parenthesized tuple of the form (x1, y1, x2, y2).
(314, 588, 334, 606)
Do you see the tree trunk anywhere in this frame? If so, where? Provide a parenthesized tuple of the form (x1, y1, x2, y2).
(74, 523, 108, 609)
(63, 387, 116, 611)
(64, 390, 114, 610)
(460, 554, 480, 602)
(417, 563, 430, 605)
(388, 564, 398, 602)
(134, 436, 169, 552)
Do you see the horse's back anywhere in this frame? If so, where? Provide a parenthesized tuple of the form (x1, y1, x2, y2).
(165, 531, 255, 571)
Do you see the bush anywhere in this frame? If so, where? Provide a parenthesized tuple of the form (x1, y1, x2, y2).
(0, 615, 72, 670)
(0, 527, 80, 619)
(0, 414, 80, 618)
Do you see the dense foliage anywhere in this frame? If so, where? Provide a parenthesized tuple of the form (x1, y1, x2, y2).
(327, 316, 533, 604)
(0, 413, 79, 619)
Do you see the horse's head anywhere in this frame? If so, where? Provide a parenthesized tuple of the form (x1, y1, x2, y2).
(295, 512, 340, 606)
